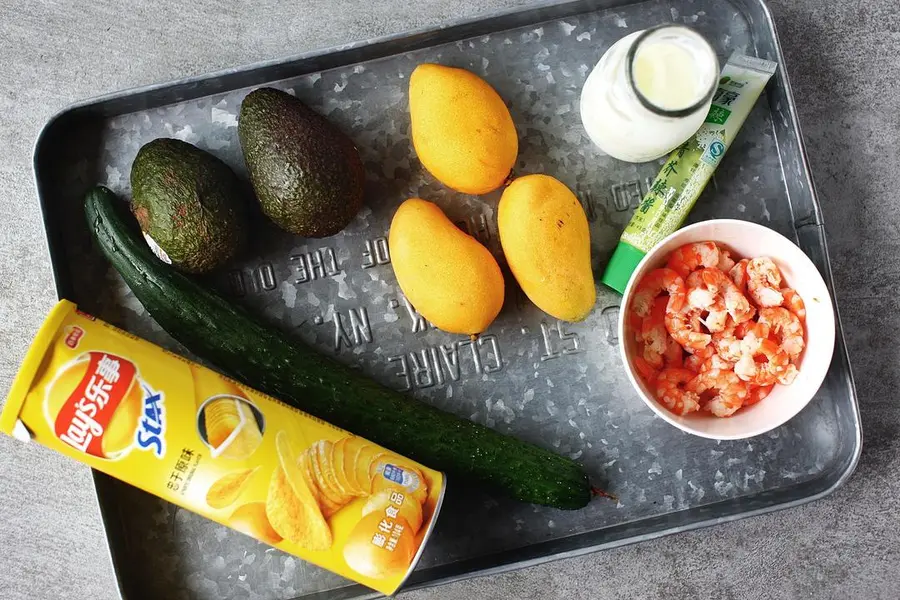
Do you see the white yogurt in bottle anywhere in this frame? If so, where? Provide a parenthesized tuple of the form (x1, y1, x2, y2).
(580, 25, 719, 163)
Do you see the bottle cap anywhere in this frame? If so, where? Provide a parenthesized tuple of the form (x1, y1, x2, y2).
(601, 242, 646, 294)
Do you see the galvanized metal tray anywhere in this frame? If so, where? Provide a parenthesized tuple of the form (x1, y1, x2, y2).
(33, 0, 861, 597)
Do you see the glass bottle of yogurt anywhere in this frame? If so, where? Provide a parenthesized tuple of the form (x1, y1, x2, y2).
(580, 25, 719, 163)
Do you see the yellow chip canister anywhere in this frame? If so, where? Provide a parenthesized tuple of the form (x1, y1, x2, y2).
(0, 300, 445, 596)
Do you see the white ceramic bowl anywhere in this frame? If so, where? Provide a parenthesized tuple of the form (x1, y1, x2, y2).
(619, 219, 836, 440)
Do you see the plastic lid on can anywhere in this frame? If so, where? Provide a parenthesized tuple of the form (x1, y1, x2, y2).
(601, 242, 646, 294)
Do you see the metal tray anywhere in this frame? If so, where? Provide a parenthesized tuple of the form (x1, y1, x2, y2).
(33, 0, 861, 598)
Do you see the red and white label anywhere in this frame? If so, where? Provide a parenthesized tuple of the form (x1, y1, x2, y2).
(54, 352, 137, 457)
(64, 326, 85, 349)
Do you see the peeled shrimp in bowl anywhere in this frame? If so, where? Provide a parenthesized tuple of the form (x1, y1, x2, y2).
(617, 220, 836, 440)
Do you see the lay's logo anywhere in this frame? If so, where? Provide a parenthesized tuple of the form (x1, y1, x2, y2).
(46, 352, 166, 459)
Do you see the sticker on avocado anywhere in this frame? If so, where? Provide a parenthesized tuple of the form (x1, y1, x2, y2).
(142, 232, 172, 264)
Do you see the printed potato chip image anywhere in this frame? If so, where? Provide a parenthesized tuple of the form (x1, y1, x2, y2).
(266, 431, 332, 550)
(362, 489, 424, 535)
(330, 437, 359, 499)
(299, 448, 342, 518)
(336, 435, 429, 503)
(313, 440, 354, 506)
(200, 396, 264, 460)
(230, 502, 283, 545)
(292, 435, 431, 530)
(351, 441, 384, 496)
(206, 467, 257, 509)
(341, 437, 372, 496)
(343, 513, 417, 579)
(192, 363, 264, 460)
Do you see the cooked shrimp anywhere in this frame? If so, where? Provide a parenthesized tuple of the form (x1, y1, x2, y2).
(711, 329, 742, 362)
(641, 298, 668, 356)
(703, 302, 730, 333)
(683, 344, 715, 372)
(699, 268, 754, 323)
(666, 241, 721, 278)
(641, 330, 683, 372)
(717, 249, 736, 272)
(702, 353, 735, 372)
(778, 364, 799, 385)
(665, 305, 712, 352)
(782, 288, 806, 322)
(687, 351, 734, 373)
(685, 270, 734, 333)
(641, 344, 664, 369)
(684, 354, 702, 372)
(735, 337, 790, 386)
(686, 270, 715, 309)
(633, 356, 660, 385)
(631, 268, 686, 317)
(729, 259, 750, 294)
(712, 318, 768, 362)
(663, 336, 684, 368)
(758, 307, 805, 361)
(655, 368, 702, 415)
(743, 385, 773, 407)
(746, 257, 784, 307)
(686, 368, 750, 417)
(628, 310, 644, 342)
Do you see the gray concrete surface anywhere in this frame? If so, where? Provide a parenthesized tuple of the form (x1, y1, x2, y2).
(0, 0, 897, 598)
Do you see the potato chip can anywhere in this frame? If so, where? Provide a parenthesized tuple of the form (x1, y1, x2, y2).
(0, 300, 445, 595)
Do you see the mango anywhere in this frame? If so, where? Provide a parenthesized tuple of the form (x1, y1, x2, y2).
(389, 199, 504, 335)
(409, 64, 518, 195)
(498, 175, 596, 322)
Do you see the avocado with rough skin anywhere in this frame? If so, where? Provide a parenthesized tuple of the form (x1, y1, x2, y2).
(238, 87, 365, 237)
(130, 138, 247, 274)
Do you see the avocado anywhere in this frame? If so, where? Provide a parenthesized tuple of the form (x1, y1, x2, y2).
(238, 88, 365, 237)
(130, 138, 247, 274)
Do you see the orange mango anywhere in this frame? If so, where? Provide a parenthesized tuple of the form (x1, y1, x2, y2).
(409, 64, 518, 194)
(389, 199, 504, 335)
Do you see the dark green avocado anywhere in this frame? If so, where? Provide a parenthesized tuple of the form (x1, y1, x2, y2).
(238, 88, 365, 237)
(130, 138, 247, 273)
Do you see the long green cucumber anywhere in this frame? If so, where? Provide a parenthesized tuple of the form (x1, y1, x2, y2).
(85, 186, 591, 509)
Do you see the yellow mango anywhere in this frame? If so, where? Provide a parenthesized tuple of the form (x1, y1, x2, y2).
(389, 199, 504, 334)
(498, 175, 596, 322)
(409, 64, 518, 195)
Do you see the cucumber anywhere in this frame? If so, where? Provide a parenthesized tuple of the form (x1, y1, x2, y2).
(85, 186, 591, 509)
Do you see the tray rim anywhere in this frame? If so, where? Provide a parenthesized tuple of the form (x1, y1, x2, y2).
(29, 0, 862, 597)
